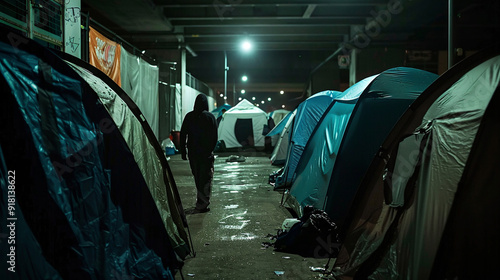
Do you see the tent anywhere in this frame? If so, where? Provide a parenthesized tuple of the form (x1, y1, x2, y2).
(211, 103, 232, 119)
(287, 68, 438, 222)
(0, 28, 189, 279)
(285, 75, 378, 215)
(267, 110, 296, 166)
(217, 99, 269, 148)
(269, 109, 291, 126)
(268, 109, 291, 147)
(333, 47, 500, 279)
(274, 90, 343, 189)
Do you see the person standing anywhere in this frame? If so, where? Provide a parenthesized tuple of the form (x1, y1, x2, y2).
(180, 94, 218, 213)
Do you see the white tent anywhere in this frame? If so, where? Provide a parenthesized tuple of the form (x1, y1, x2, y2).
(218, 99, 269, 148)
(268, 110, 296, 165)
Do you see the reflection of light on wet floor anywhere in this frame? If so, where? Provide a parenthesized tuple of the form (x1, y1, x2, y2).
(220, 184, 260, 191)
(221, 232, 259, 241)
(224, 204, 239, 209)
(218, 211, 249, 230)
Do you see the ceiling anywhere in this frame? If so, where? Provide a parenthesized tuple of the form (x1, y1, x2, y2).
(82, 0, 499, 109)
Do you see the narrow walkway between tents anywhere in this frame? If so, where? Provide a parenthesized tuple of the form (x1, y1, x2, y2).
(170, 152, 328, 279)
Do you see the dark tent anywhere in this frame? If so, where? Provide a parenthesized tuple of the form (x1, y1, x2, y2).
(0, 28, 190, 279)
(333, 46, 500, 279)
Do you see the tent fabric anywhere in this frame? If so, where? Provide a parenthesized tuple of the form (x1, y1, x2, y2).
(323, 67, 438, 228)
(268, 110, 296, 166)
(269, 109, 290, 126)
(120, 48, 160, 138)
(217, 99, 268, 148)
(334, 51, 500, 280)
(64, 58, 191, 258)
(0, 147, 63, 279)
(89, 27, 121, 86)
(268, 109, 290, 146)
(431, 79, 500, 279)
(275, 90, 343, 188)
(211, 103, 232, 118)
(286, 75, 378, 216)
(0, 32, 179, 279)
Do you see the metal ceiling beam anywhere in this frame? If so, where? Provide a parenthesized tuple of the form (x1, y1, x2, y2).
(170, 18, 365, 27)
(155, 0, 385, 8)
(302, 4, 317, 18)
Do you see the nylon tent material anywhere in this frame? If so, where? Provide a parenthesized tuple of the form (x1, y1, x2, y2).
(211, 104, 232, 119)
(268, 109, 296, 166)
(0, 30, 180, 279)
(0, 147, 62, 279)
(217, 99, 268, 148)
(268, 109, 290, 147)
(286, 75, 377, 217)
(62, 53, 191, 259)
(323, 67, 438, 228)
(431, 73, 500, 279)
(334, 48, 500, 280)
(274, 90, 342, 189)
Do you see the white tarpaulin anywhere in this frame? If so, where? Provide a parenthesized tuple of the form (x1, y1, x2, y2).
(121, 49, 159, 138)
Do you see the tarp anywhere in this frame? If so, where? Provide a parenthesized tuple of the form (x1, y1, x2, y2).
(120, 48, 160, 138)
(334, 49, 500, 280)
(274, 90, 343, 188)
(286, 75, 378, 216)
(218, 99, 268, 148)
(0, 29, 181, 279)
(89, 27, 121, 86)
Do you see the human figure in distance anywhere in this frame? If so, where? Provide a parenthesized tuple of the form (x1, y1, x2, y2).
(180, 94, 218, 213)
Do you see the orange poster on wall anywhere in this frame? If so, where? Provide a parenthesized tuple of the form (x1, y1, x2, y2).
(89, 27, 122, 86)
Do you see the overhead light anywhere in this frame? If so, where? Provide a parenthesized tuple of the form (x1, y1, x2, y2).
(141, 50, 146, 54)
(242, 76, 248, 82)
(224, 96, 227, 100)
(282, 105, 286, 108)
(220, 93, 224, 97)
(280, 90, 284, 94)
(241, 40, 252, 52)
(252, 97, 256, 100)
(241, 89, 246, 94)
(261, 100, 265, 104)
(268, 97, 271, 101)
(238, 97, 242, 101)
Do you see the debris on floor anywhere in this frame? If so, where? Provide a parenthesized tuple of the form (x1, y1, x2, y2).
(274, 271, 285, 276)
(226, 155, 246, 162)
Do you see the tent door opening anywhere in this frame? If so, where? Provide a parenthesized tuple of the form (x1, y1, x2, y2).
(235, 118, 254, 147)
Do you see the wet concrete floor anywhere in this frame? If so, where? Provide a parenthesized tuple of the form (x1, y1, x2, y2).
(170, 151, 329, 279)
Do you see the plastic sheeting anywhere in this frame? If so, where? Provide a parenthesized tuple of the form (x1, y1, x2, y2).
(66, 60, 190, 258)
(275, 90, 342, 188)
(334, 53, 500, 280)
(121, 48, 160, 138)
(218, 99, 269, 148)
(286, 75, 377, 216)
(0, 36, 176, 278)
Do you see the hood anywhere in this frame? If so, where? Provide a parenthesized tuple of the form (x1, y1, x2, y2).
(194, 94, 209, 112)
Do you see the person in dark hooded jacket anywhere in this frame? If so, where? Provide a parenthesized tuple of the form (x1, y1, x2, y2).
(180, 94, 218, 213)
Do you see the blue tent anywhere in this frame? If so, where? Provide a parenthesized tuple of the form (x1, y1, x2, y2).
(211, 103, 232, 118)
(286, 67, 438, 226)
(274, 90, 343, 189)
(287, 75, 378, 215)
